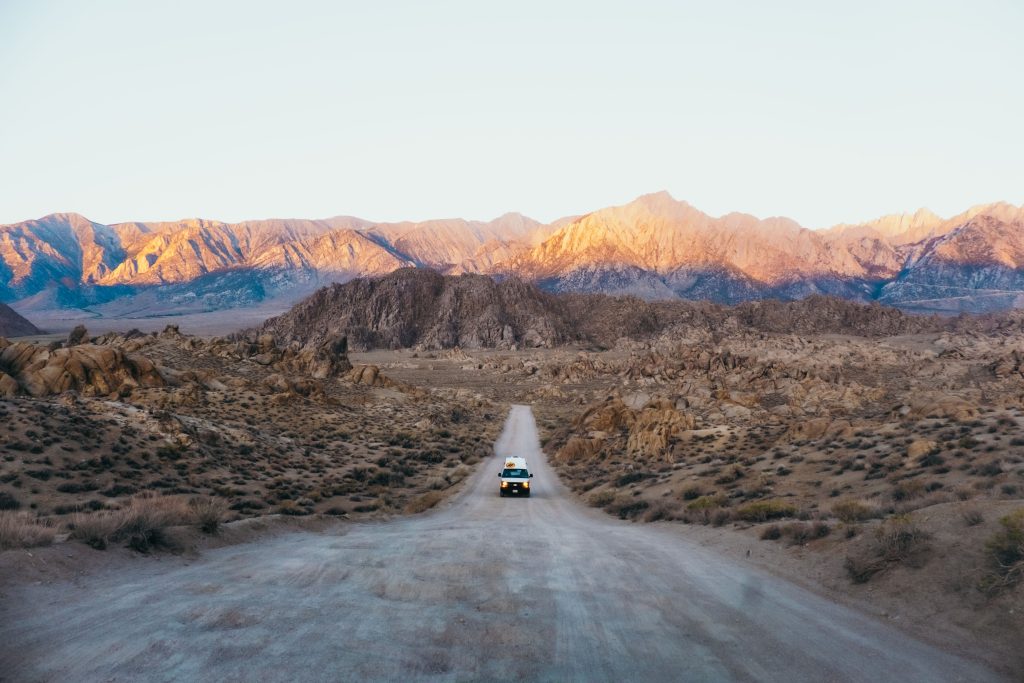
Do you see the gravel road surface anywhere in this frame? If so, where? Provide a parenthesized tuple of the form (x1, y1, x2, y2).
(0, 405, 1004, 681)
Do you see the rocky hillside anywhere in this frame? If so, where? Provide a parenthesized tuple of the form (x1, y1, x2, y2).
(255, 269, 577, 350)
(4, 194, 1024, 315)
(0, 303, 39, 337)
(254, 270, 950, 351)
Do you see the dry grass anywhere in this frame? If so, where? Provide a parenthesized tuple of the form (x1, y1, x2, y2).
(874, 515, 930, 563)
(0, 511, 56, 550)
(761, 521, 830, 544)
(69, 511, 121, 550)
(844, 515, 931, 583)
(685, 494, 726, 511)
(606, 495, 650, 519)
(405, 490, 446, 514)
(736, 499, 797, 522)
(981, 508, 1024, 593)
(587, 490, 616, 508)
(189, 497, 228, 534)
(642, 502, 674, 522)
(69, 494, 193, 552)
(831, 499, 878, 523)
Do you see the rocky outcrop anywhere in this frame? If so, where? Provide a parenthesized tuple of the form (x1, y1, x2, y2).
(896, 394, 978, 422)
(557, 394, 697, 462)
(0, 337, 165, 397)
(255, 269, 577, 350)
(989, 349, 1024, 379)
(254, 270, 955, 351)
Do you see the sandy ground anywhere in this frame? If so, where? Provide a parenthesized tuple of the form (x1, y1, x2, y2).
(15, 305, 287, 337)
(0, 406, 1006, 682)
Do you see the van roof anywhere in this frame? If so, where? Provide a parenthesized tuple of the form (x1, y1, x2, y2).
(503, 457, 528, 467)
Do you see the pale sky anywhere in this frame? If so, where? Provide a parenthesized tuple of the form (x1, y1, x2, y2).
(1, 0, 1022, 228)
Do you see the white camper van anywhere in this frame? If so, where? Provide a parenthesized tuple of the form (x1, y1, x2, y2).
(498, 457, 533, 497)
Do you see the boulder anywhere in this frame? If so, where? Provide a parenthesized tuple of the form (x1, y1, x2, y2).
(0, 341, 165, 397)
(66, 325, 89, 347)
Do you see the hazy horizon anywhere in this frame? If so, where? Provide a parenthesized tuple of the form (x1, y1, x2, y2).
(2, 0, 1022, 228)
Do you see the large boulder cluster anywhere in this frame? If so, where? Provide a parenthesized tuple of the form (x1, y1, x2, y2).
(0, 337, 164, 398)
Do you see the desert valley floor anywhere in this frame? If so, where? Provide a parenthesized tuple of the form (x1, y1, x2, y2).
(1, 304, 1023, 681)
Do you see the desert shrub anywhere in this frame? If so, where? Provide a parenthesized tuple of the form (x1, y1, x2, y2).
(0, 511, 55, 550)
(681, 485, 703, 501)
(844, 554, 883, 584)
(686, 494, 726, 511)
(69, 511, 121, 550)
(56, 481, 98, 494)
(417, 450, 445, 464)
(783, 521, 830, 546)
(615, 471, 649, 487)
(70, 494, 191, 552)
(0, 491, 20, 511)
(714, 466, 744, 485)
(760, 524, 782, 540)
(954, 487, 973, 501)
(831, 499, 877, 523)
(710, 509, 732, 527)
(447, 466, 471, 485)
(587, 490, 616, 508)
(845, 515, 930, 583)
(607, 496, 649, 519)
(189, 497, 227, 534)
(116, 495, 190, 552)
(424, 476, 448, 490)
(976, 461, 1002, 477)
(961, 507, 984, 526)
(230, 499, 265, 511)
(875, 515, 929, 562)
(369, 470, 403, 487)
(981, 508, 1024, 593)
(785, 522, 812, 545)
(277, 500, 312, 515)
(405, 490, 445, 514)
(892, 480, 926, 501)
(736, 500, 797, 522)
(643, 503, 672, 522)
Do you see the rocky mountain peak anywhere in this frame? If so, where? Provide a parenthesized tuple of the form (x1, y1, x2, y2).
(4, 194, 1024, 315)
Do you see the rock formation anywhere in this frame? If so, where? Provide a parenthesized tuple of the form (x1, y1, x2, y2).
(254, 270, 953, 351)
(0, 336, 164, 397)
(254, 269, 576, 350)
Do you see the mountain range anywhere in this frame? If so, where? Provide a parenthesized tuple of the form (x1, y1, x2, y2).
(3, 192, 1023, 319)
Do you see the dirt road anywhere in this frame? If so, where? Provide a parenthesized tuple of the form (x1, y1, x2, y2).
(0, 406, 1005, 681)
